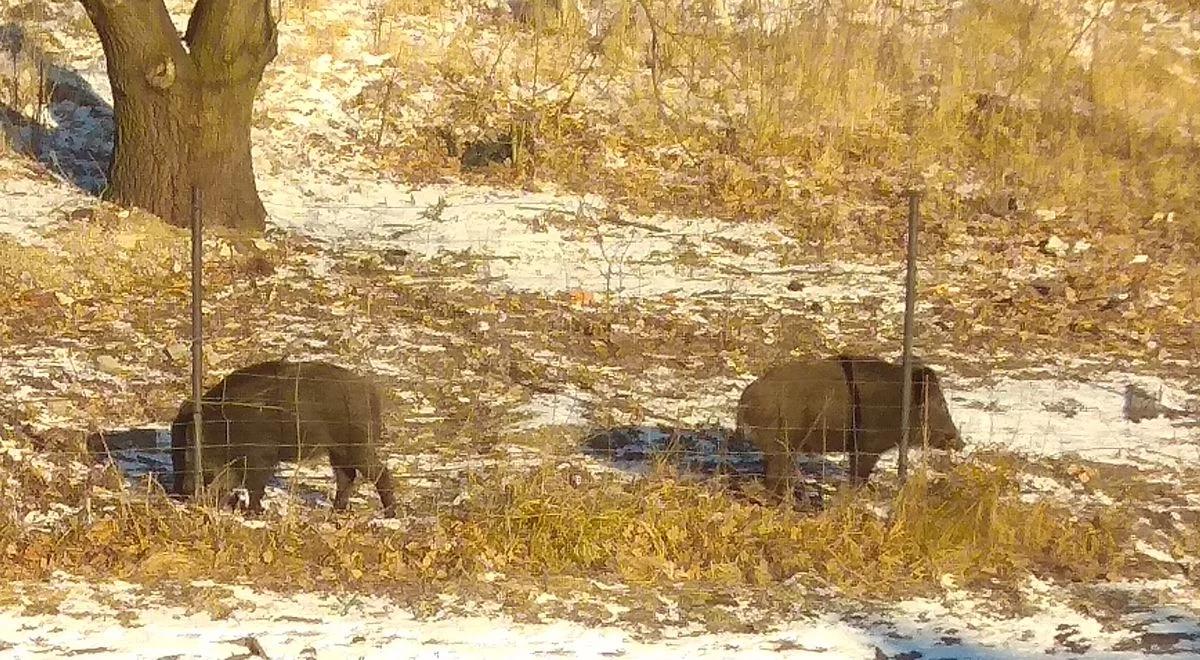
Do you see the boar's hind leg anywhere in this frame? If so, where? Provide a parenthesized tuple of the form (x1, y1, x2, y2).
(363, 460, 397, 517)
(337, 427, 397, 516)
(326, 449, 360, 511)
(330, 452, 396, 517)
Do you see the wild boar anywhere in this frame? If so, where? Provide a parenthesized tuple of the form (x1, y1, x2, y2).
(735, 355, 962, 501)
(171, 360, 397, 516)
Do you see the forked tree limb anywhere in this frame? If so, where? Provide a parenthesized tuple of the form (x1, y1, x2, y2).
(79, 0, 278, 90)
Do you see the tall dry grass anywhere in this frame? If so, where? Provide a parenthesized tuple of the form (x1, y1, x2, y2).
(0, 449, 1128, 601)
(364, 0, 1199, 247)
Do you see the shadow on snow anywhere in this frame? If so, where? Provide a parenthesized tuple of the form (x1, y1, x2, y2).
(0, 24, 112, 194)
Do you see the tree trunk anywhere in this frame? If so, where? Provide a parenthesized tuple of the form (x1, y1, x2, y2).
(79, 0, 277, 231)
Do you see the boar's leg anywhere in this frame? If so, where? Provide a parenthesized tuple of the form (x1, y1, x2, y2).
(360, 458, 397, 517)
(201, 466, 242, 512)
(762, 439, 795, 503)
(331, 464, 358, 511)
(217, 462, 248, 512)
(242, 464, 272, 515)
(173, 469, 195, 501)
(328, 456, 395, 516)
(847, 451, 880, 486)
(334, 425, 397, 516)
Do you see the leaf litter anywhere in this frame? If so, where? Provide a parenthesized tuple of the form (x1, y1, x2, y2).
(0, 0, 1199, 657)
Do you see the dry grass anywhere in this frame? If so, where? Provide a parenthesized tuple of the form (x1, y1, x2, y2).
(461, 459, 1127, 595)
(0, 0, 1194, 623)
(361, 0, 1200, 250)
(0, 448, 1130, 610)
(0, 205, 1174, 620)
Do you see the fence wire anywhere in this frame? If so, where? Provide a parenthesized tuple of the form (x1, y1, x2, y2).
(6, 360, 1196, 502)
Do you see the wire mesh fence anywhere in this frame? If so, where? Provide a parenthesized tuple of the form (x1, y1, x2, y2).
(0, 92, 1197, 520)
(3, 187, 1198, 515)
(8, 338, 1198, 522)
(112, 181, 943, 515)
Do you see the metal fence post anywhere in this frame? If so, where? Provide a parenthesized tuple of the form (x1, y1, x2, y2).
(898, 190, 921, 484)
(190, 186, 205, 499)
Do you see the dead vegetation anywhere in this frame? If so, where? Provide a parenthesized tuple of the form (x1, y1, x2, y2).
(0, 196, 1191, 624)
(351, 0, 1200, 245)
(0, 441, 1134, 623)
(346, 0, 1200, 366)
(0, 0, 1198, 634)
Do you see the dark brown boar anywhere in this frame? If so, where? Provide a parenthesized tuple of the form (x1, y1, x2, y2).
(171, 360, 397, 516)
(735, 355, 962, 501)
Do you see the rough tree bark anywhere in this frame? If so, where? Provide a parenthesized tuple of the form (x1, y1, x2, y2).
(79, 0, 277, 231)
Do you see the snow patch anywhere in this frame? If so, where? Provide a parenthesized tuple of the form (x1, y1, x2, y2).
(511, 388, 591, 430)
(952, 376, 1199, 468)
(4, 574, 1197, 658)
(0, 169, 87, 245)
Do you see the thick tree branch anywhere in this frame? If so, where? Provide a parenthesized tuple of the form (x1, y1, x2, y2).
(185, 0, 278, 84)
(77, 0, 196, 89)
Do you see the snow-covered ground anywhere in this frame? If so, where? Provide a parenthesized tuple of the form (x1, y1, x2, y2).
(3, 577, 875, 659)
(952, 375, 1199, 468)
(3, 573, 1198, 659)
(0, 161, 89, 246)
